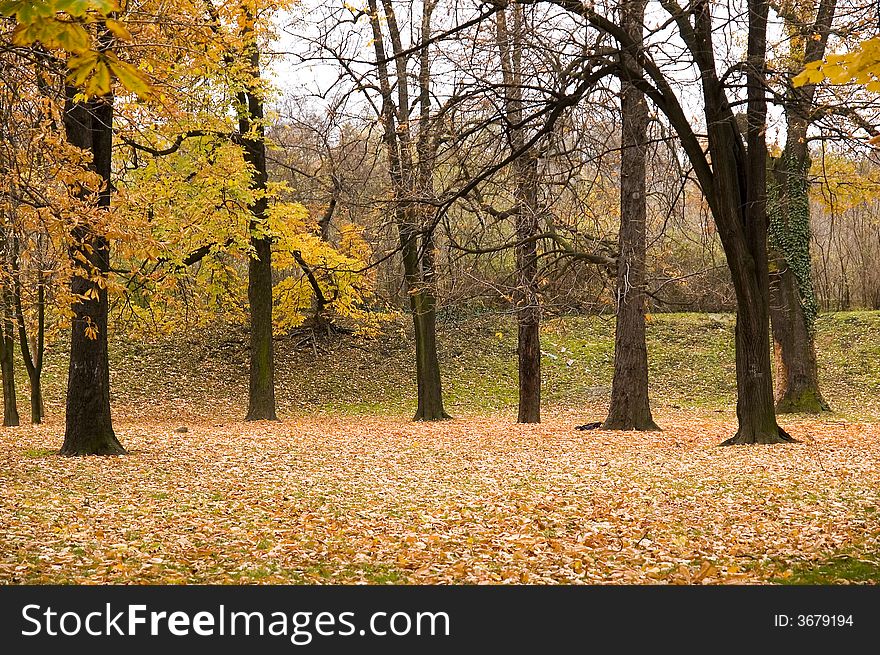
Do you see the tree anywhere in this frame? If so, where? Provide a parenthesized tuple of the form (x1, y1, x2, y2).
(235, 6, 277, 422)
(603, 0, 658, 431)
(60, 81, 125, 455)
(0, 37, 74, 427)
(2, 1, 152, 453)
(366, 0, 450, 420)
(763, 0, 837, 414)
(0, 230, 19, 427)
(11, 234, 47, 424)
(495, 3, 542, 423)
(522, 0, 794, 443)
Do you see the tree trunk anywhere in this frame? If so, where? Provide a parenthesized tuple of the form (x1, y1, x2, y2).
(239, 22, 277, 422)
(0, 296, 18, 427)
(517, 317, 541, 423)
(769, 250, 828, 413)
(604, 0, 657, 431)
(514, 155, 541, 424)
(497, 5, 541, 423)
(29, 371, 42, 424)
(369, 0, 449, 421)
(767, 168, 827, 413)
(401, 227, 447, 421)
(60, 87, 124, 455)
(411, 289, 448, 420)
(722, 265, 795, 444)
(718, 0, 793, 445)
(0, 230, 19, 427)
(13, 245, 44, 424)
(245, 229, 277, 421)
(765, 0, 836, 413)
(404, 222, 448, 421)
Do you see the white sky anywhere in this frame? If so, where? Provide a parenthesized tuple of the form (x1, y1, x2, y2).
(264, 1, 807, 147)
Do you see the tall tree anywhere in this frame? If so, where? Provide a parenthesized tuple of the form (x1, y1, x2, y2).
(526, 0, 794, 442)
(496, 4, 542, 423)
(1, 2, 151, 451)
(767, 0, 837, 413)
(367, 0, 450, 420)
(236, 7, 277, 422)
(11, 235, 45, 424)
(60, 83, 125, 455)
(0, 232, 19, 427)
(603, 0, 658, 431)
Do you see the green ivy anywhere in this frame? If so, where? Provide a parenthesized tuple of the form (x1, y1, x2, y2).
(767, 153, 819, 332)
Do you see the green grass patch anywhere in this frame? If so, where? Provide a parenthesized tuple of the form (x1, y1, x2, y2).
(58, 310, 879, 420)
(775, 555, 880, 584)
(22, 448, 56, 459)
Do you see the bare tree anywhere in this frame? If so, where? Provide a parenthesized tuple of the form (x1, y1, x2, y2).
(496, 4, 542, 422)
(603, 0, 658, 430)
(366, 0, 450, 419)
(517, 0, 793, 443)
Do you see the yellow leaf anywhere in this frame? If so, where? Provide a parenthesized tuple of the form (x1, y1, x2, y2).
(105, 18, 132, 41)
(107, 56, 153, 99)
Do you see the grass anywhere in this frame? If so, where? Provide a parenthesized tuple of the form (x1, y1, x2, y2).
(776, 555, 880, 584)
(50, 310, 878, 423)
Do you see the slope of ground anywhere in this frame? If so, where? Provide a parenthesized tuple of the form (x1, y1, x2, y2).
(38, 310, 879, 422)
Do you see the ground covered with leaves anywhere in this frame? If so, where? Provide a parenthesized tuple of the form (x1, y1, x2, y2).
(2, 410, 879, 584)
(4, 312, 880, 584)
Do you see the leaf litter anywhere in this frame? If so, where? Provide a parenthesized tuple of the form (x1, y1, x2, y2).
(1, 410, 878, 584)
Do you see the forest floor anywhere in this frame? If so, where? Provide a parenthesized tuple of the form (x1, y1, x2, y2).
(2, 311, 880, 584)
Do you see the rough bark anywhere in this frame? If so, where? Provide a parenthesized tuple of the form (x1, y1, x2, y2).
(239, 20, 277, 422)
(603, 0, 658, 431)
(768, 249, 827, 413)
(717, 0, 793, 444)
(12, 239, 45, 424)
(0, 286, 18, 427)
(497, 5, 541, 423)
(245, 228, 277, 421)
(60, 85, 124, 455)
(767, 0, 836, 413)
(369, 0, 449, 421)
(768, 162, 828, 414)
(537, 0, 796, 443)
(411, 284, 448, 421)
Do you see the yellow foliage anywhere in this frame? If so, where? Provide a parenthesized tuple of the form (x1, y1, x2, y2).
(269, 203, 393, 336)
(794, 37, 880, 94)
(1, 0, 151, 99)
(810, 154, 880, 214)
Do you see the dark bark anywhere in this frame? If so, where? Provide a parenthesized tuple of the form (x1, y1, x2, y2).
(60, 84, 124, 455)
(497, 6, 541, 423)
(717, 0, 793, 444)
(317, 189, 337, 241)
(0, 285, 19, 427)
(245, 227, 277, 421)
(530, 0, 794, 442)
(512, 161, 541, 423)
(292, 249, 332, 331)
(769, 249, 828, 412)
(516, 313, 541, 423)
(239, 20, 277, 422)
(767, 159, 828, 413)
(369, 0, 449, 421)
(11, 237, 45, 424)
(767, 0, 836, 413)
(411, 284, 448, 421)
(603, 0, 658, 431)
